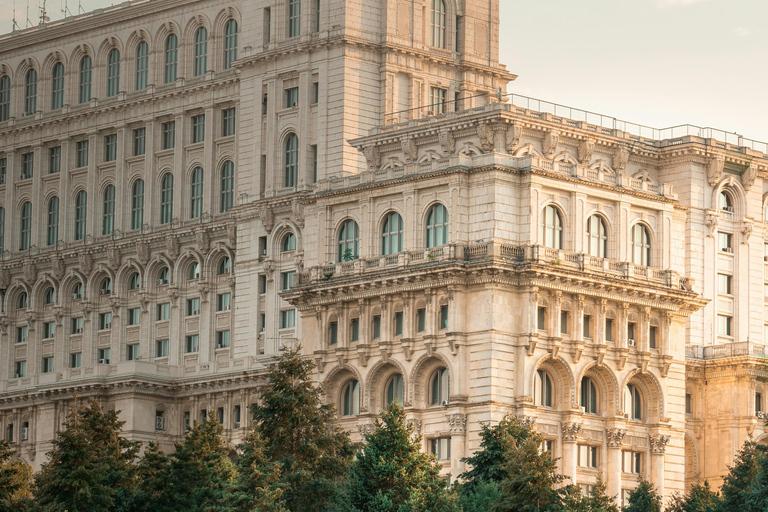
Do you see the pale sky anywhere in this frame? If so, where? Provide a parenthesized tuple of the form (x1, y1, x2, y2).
(1, 0, 766, 143)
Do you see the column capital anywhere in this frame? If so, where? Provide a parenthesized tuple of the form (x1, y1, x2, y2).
(649, 434, 670, 454)
(606, 428, 627, 448)
(561, 421, 582, 442)
(446, 413, 467, 435)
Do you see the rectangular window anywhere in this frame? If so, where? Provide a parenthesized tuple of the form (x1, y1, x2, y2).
(99, 348, 111, 364)
(156, 339, 169, 358)
(259, 274, 267, 294)
(718, 232, 733, 253)
(192, 114, 205, 143)
(104, 134, 117, 162)
(622, 451, 642, 474)
(222, 108, 236, 137)
(76, 140, 89, 167)
(155, 411, 165, 431)
(15, 361, 27, 378)
(157, 303, 171, 321)
(329, 321, 338, 345)
(627, 322, 636, 346)
(187, 298, 201, 316)
(281, 271, 295, 290)
(718, 274, 733, 295)
(373, 315, 381, 339)
(430, 87, 447, 115)
(685, 393, 692, 414)
(288, 0, 301, 37)
(537, 307, 546, 331)
(217, 407, 224, 424)
(312, 82, 319, 104)
(260, 313, 266, 332)
(577, 445, 598, 468)
(99, 312, 113, 330)
(184, 411, 191, 429)
(0, 157, 6, 184)
(42, 356, 54, 373)
(43, 321, 55, 339)
(430, 437, 451, 460)
(757, 393, 763, 413)
(264, 7, 272, 43)
(234, 405, 241, 427)
(351, 318, 359, 342)
(583, 315, 592, 338)
(185, 335, 200, 353)
(21, 152, 33, 179)
(128, 307, 141, 326)
(70, 352, 82, 368)
(605, 318, 614, 342)
(217, 330, 231, 349)
(718, 314, 733, 337)
(417, 309, 426, 332)
(162, 121, 175, 149)
(49, 146, 61, 174)
(394, 312, 404, 336)
(311, 144, 318, 183)
(16, 326, 28, 344)
(284, 87, 299, 108)
(649, 326, 658, 350)
(560, 311, 569, 335)
(440, 305, 449, 330)
(71, 317, 84, 334)
(127, 344, 140, 361)
(217, 293, 231, 311)
(133, 128, 146, 156)
(281, 309, 296, 329)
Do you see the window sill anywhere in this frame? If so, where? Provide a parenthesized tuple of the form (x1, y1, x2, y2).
(155, 148, 175, 157)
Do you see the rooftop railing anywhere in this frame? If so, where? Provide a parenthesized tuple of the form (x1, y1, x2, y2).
(685, 341, 768, 360)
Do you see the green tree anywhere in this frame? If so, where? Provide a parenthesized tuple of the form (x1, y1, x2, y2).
(561, 477, 618, 512)
(34, 398, 140, 512)
(666, 481, 720, 512)
(0, 440, 33, 512)
(344, 402, 455, 512)
(231, 429, 288, 512)
(460, 418, 519, 490)
(129, 442, 173, 512)
(251, 347, 355, 512)
(456, 480, 501, 512)
(623, 479, 661, 512)
(718, 440, 766, 512)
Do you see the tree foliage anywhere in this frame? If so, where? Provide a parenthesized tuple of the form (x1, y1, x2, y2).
(718, 440, 767, 512)
(231, 429, 288, 512)
(666, 481, 721, 512)
(0, 440, 33, 512)
(623, 478, 661, 512)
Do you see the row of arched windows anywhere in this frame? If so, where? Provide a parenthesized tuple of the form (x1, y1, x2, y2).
(1, 161, 234, 251)
(340, 367, 449, 416)
(0, 19, 237, 120)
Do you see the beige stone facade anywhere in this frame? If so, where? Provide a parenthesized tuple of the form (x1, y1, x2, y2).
(0, 0, 766, 506)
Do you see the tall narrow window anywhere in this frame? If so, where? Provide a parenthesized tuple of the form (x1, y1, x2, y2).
(190, 167, 204, 219)
(47, 197, 59, 246)
(49, 146, 61, 174)
(104, 134, 117, 162)
(284, 133, 298, 187)
(24, 69, 37, 115)
(192, 114, 205, 143)
(381, 212, 404, 255)
(338, 219, 360, 261)
(587, 215, 607, 258)
(135, 41, 149, 90)
(222, 108, 236, 137)
(79, 56, 92, 103)
(288, 0, 301, 37)
(426, 204, 449, 248)
(21, 152, 34, 179)
(342, 380, 360, 416)
(224, 19, 238, 69)
(536, 369, 553, 407)
(627, 384, 642, 420)
(194, 27, 208, 76)
(162, 121, 175, 149)
(131, 179, 144, 230)
(220, 160, 234, 212)
(107, 49, 120, 97)
(0, 207, 5, 253)
(51, 63, 64, 109)
(160, 173, 174, 224)
(386, 374, 404, 406)
(581, 377, 598, 415)
(164, 34, 178, 83)
(133, 128, 146, 156)
(103, 185, 115, 235)
(631, 224, 651, 266)
(74, 191, 87, 240)
(429, 87, 446, 115)
(0, 75, 9, 121)
(430, 368, 450, 405)
(542, 205, 563, 249)
(19, 202, 31, 250)
(76, 140, 89, 167)
(0, 158, 5, 185)
(431, 0, 447, 48)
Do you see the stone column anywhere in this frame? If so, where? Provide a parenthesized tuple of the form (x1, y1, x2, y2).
(561, 422, 582, 481)
(606, 428, 627, 502)
(649, 434, 670, 496)
(447, 413, 467, 476)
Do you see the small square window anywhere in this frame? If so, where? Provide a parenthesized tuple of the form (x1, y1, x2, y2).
(15, 361, 27, 378)
(16, 326, 28, 344)
(281, 309, 296, 329)
(99, 312, 112, 330)
(622, 451, 642, 474)
(718, 274, 733, 295)
(71, 317, 84, 334)
(185, 335, 199, 353)
(42, 356, 54, 373)
(281, 271, 295, 290)
(718, 314, 733, 337)
(430, 437, 451, 460)
(156, 339, 169, 358)
(99, 348, 111, 364)
(70, 352, 83, 368)
(217, 330, 230, 349)
(718, 232, 733, 253)
(284, 87, 299, 108)
(157, 303, 170, 321)
(128, 307, 142, 326)
(217, 293, 231, 311)
(187, 298, 201, 316)
(577, 445, 598, 469)
(43, 321, 55, 339)
(127, 344, 140, 361)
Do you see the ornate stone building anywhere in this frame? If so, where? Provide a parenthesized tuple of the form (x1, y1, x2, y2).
(0, 0, 766, 506)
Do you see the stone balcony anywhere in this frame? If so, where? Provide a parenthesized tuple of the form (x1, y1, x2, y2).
(685, 341, 768, 360)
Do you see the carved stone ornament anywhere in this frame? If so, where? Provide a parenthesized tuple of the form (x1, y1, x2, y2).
(606, 428, 627, 447)
(107, 245, 121, 270)
(743, 163, 758, 192)
(196, 229, 210, 255)
(357, 423, 376, 436)
(520, 416, 537, 428)
(506, 123, 523, 153)
(227, 223, 237, 249)
(136, 240, 150, 266)
(259, 205, 274, 233)
(579, 139, 595, 165)
(406, 419, 423, 438)
(613, 146, 630, 172)
(561, 422, 582, 442)
(166, 235, 180, 261)
(704, 210, 718, 236)
(439, 129, 455, 156)
(742, 221, 753, 244)
(50, 255, 65, 281)
(649, 434, 670, 454)
(292, 199, 305, 229)
(401, 137, 418, 163)
(0, 267, 10, 290)
(477, 123, 494, 152)
(543, 131, 559, 159)
(263, 260, 276, 282)
(446, 413, 467, 435)
(23, 259, 36, 283)
(363, 145, 381, 170)
(708, 155, 725, 186)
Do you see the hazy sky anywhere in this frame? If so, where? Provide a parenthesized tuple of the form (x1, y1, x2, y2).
(1, 0, 766, 142)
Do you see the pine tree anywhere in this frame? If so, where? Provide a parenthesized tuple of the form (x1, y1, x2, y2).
(457, 480, 501, 512)
(666, 481, 720, 512)
(719, 440, 767, 512)
(344, 401, 455, 512)
(460, 419, 513, 490)
(0, 440, 33, 512)
(231, 429, 288, 512)
(34, 398, 140, 512)
(622, 479, 661, 512)
(129, 442, 173, 512)
(251, 347, 355, 512)
(585, 476, 619, 512)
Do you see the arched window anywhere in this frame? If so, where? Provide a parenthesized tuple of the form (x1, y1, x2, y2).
(160, 173, 174, 224)
(128, 272, 141, 290)
(74, 191, 87, 241)
(102, 185, 115, 235)
(282, 233, 296, 252)
(72, 281, 83, 299)
(24, 69, 37, 115)
(430, 0, 447, 49)
(631, 224, 651, 266)
(342, 380, 360, 416)
(194, 27, 208, 76)
(385, 374, 404, 407)
(338, 219, 360, 261)
(51, 62, 64, 109)
(0, 75, 10, 121)
(224, 19, 238, 69)
(0, 207, 5, 253)
(542, 205, 563, 249)
(220, 161, 234, 212)
(16, 292, 28, 309)
(187, 261, 200, 280)
(581, 377, 598, 415)
(719, 190, 734, 212)
(288, 0, 301, 37)
(164, 34, 178, 83)
(79, 56, 92, 103)
(44, 286, 56, 304)
(425, 204, 449, 248)
(19, 201, 32, 250)
(107, 49, 120, 97)
(135, 41, 149, 90)
(586, 215, 607, 258)
(157, 267, 170, 285)
(100, 276, 112, 294)
(190, 167, 204, 219)
(430, 367, 449, 405)
(381, 212, 404, 255)
(131, 180, 144, 230)
(218, 256, 231, 275)
(284, 133, 299, 188)
(536, 369, 553, 407)
(47, 197, 59, 246)
(627, 384, 642, 421)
